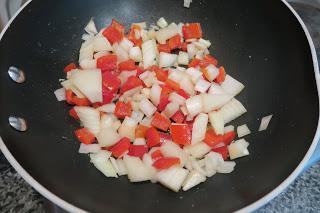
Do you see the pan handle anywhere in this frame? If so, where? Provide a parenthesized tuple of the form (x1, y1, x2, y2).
(305, 141, 320, 170)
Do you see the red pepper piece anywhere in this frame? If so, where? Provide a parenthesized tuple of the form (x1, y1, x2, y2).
(215, 66, 226, 84)
(181, 42, 188, 51)
(170, 123, 191, 145)
(110, 137, 131, 158)
(212, 146, 229, 160)
(182, 23, 202, 39)
(202, 54, 218, 67)
(171, 110, 185, 123)
(111, 19, 125, 35)
(149, 65, 168, 82)
(128, 145, 148, 159)
(102, 71, 121, 93)
(151, 112, 171, 131)
(151, 150, 164, 161)
(165, 79, 180, 91)
(222, 131, 236, 146)
(97, 55, 117, 72)
(65, 90, 91, 106)
(135, 124, 149, 138)
(74, 128, 95, 144)
(69, 107, 79, 120)
(157, 43, 171, 53)
(120, 76, 143, 94)
(177, 89, 190, 99)
(159, 132, 172, 144)
(204, 129, 225, 148)
(152, 157, 180, 169)
(102, 26, 123, 44)
(64, 63, 77, 73)
(188, 58, 201, 68)
(118, 59, 136, 71)
(127, 24, 142, 47)
(102, 88, 115, 104)
(114, 101, 132, 119)
(146, 127, 161, 148)
(168, 34, 182, 50)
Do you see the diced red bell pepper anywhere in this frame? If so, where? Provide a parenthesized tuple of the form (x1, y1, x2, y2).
(149, 65, 168, 82)
(223, 131, 236, 146)
(177, 89, 190, 99)
(157, 95, 170, 112)
(157, 43, 171, 53)
(127, 24, 142, 47)
(120, 76, 143, 94)
(188, 58, 201, 68)
(118, 59, 136, 71)
(111, 19, 125, 35)
(114, 101, 132, 119)
(64, 63, 77, 73)
(215, 66, 226, 84)
(135, 66, 145, 76)
(151, 112, 171, 131)
(102, 88, 115, 104)
(110, 137, 131, 158)
(212, 146, 229, 160)
(65, 89, 74, 104)
(65, 90, 91, 106)
(151, 150, 164, 161)
(102, 25, 123, 44)
(152, 157, 180, 169)
(202, 55, 218, 67)
(168, 34, 182, 50)
(204, 129, 225, 148)
(135, 124, 149, 138)
(69, 107, 79, 120)
(165, 79, 180, 91)
(182, 23, 202, 39)
(74, 128, 95, 144)
(159, 132, 172, 144)
(146, 127, 161, 148)
(171, 110, 185, 123)
(181, 42, 188, 51)
(170, 123, 191, 145)
(97, 55, 117, 72)
(102, 71, 121, 93)
(128, 145, 148, 159)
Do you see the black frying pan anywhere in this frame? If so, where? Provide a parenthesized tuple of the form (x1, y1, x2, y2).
(0, 0, 319, 212)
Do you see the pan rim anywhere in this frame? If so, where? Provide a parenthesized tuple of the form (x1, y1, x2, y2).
(0, 0, 319, 212)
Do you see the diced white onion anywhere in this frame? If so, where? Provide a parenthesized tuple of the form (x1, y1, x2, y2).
(94, 51, 109, 59)
(208, 111, 224, 135)
(160, 142, 188, 166)
(180, 76, 195, 96)
(237, 124, 251, 138)
(159, 52, 178, 68)
(84, 18, 98, 35)
(82, 33, 94, 41)
(118, 116, 138, 141)
(185, 95, 203, 117)
(116, 159, 128, 176)
(80, 59, 97, 69)
(186, 67, 203, 84)
(156, 166, 189, 192)
(123, 155, 152, 182)
(220, 74, 245, 97)
(134, 138, 146, 145)
(169, 92, 186, 106)
(178, 51, 189, 65)
(224, 125, 235, 133)
(54, 88, 65, 101)
(90, 150, 117, 177)
(74, 106, 100, 135)
(93, 36, 113, 52)
(219, 98, 247, 124)
(140, 117, 152, 127)
(184, 142, 211, 159)
(150, 84, 162, 106)
(129, 46, 142, 62)
(157, 17, 168, 28)
(184, 0, 192, 8)
(204, 152, 223, 177)
(217, 161, 236, 174)
(182, 170, 206, 191)
(139, 98, 157, 117)
(162, 102, 179, 118)
(203, 65, 219, 82)
(78, 143, 100, 154)
(259, 114, 273, 131)
(131, 111, 144, 123)
(187, 43, 197, 59)
(79, 40, 94, 64)
(97, 128, 120, 147)
(155, 24, 179, 44)
(201, 93, 233, 113)
(168, 70, 184, 82)
(208, 82, 226, 95)
(194, 78, 211, 93)
(120, 86, 142, 100)
(97, 103, 115, 113)
(192, 113, 208, 144)
(228, 139, 250, 160)
(118, 70, 137, 85)
(142, 39, 157, 68)
(119, 38, 134, 53)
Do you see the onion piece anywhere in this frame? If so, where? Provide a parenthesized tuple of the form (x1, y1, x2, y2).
(113, 43, 129, 62)
(208, 82, 226, 95)
(71, 69, 102, 103)
(93, 35, 113, 52)
(118, 70, 137, 85)
(97, 103, 115, 113)
(220, 74, 245, 97)
(155, 24, 179, 44)
(169, 92, 186, 106)
(139, 98, 157, 118)
(74, 106, 100, 135)
(195, 78, 211, 93)
(178, 51, 189, 65)
(142, 154, 157, 182)
(118, 116, 138, 141)
(140, 116, 152, 127)
(142, 39, 157, 68)
(131, 111, 144, 123)
(180, 76, 195, 96)
(84, 18, 98, 35)
(185, 95, 203, 117)
(184, 0, 192, 8)
(204, 152, 223, 177)
(192, 113, 208, 144)
(78, 143, 100, 154)
(237, 124, 251, 138)
(150, 84, 162, 106)
(182, 170, 206, 191)
(208, 111, 224, 135)
(123, 155, 152, 182)
(168, 70, 184, 82)
(134, 138, 146, 145)
(162, 102, 179, 118)
(201, 93, 233, 113)
(187, 43, 197, 59)
(186, 67, 203, 84)
(224, 125, 235, 133)
(159, 52, 178, 68)
(79, 40, 94, 62)
(259, 114, 273, 131)
(120, 86, 142, 100)
(61, 79, 85, 98)
(119, 38, 134, 53)
(157, 17, 168, 28)
(54, 88, 66, 101)
(228, 139, 250, 160)
(94, 51, 110, 59)
(80, 59, 97, 69)
(217, 161, 236, 174)
(129, 46, 142, 62)
(190, 158, 206, 176)
(184, 142, 211, 158)
(160, 142, 188, 166)
(219, 98, 247, 124)
(116, 159, 128, 176)
(90, 150, 117, 177)
(203, 65, 219, 82)
(156, 166, 189, 192)
(97, 128, 120, 147)
(82, 33, 94, 41)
